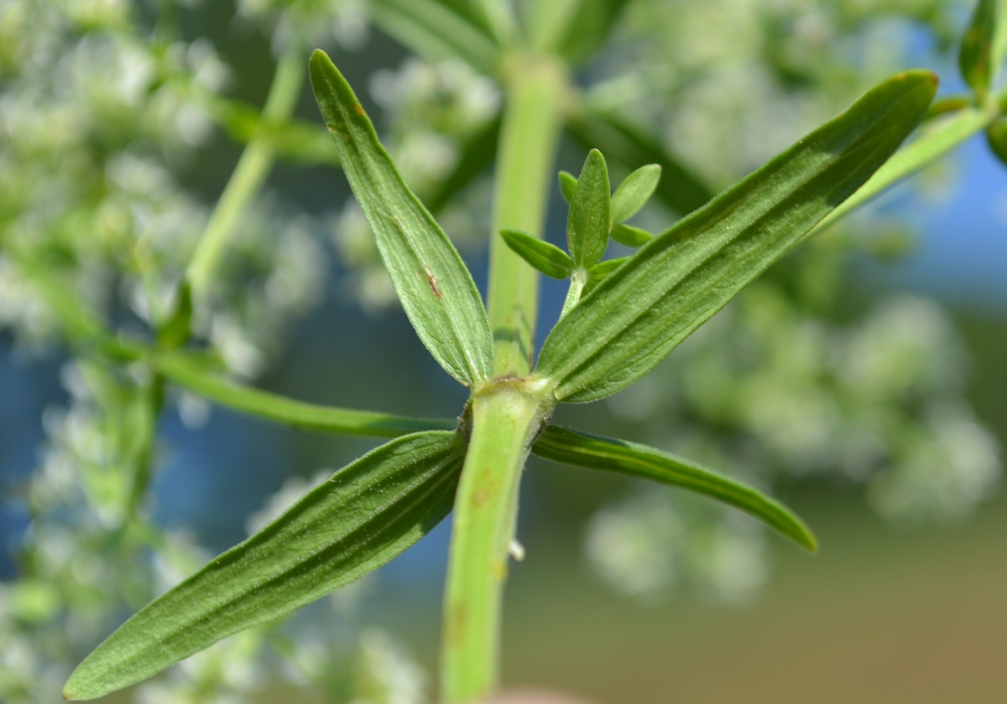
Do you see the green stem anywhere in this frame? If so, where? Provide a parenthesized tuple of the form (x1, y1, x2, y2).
(486, 54, 567, 377)
(441, 382, 552, 702)
(186, 36, 305, 300)
(558, 268, 586, 320)
(440, 54, 567, 702)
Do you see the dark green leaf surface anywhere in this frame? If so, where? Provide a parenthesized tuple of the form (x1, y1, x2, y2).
(500, 229, 574, 279)
(567, 111, 714, 216)
(960, 0, 997, 97)
(537, 71, 937, 403)
(567, 149, 611, 268)
(310, 50, 493, 386)
(610, 222, 653, 247)
(558, 170, 578, 203)
(533, 426, 817, 552)
(987, 117, 1007, 166)
(610, 164, 662, 223)
(64, 431, 466, 701)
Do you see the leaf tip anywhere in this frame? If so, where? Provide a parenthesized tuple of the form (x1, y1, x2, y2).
(894, 68, 939, 94)
(800, 528, 819, 554)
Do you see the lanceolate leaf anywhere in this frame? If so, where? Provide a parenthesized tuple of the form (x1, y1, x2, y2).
(610, 222, 653, 247)
(566, 111, 714, 216)
(64, 432, 467, 701)
(987, 117, 1007, 166)
(568, 149, 611, 268)
(536, 71, 937, 403)
(610, 164, 662, 224)
(310, 50, 493, 386)
(500, 229, 574, 279)
(960, 0, 997, 97)
(583, 257, 628, 295)
(156, 353, 453, 437)
(558, 170, 578, 202)
(532, 426, 817, 552)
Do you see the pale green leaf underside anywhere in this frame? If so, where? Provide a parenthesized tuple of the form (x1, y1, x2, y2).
(533, 426, 816, 552)
(310, 50, 493, 386)
(536, 70, 937, 403)
(64, 431, 466, 701)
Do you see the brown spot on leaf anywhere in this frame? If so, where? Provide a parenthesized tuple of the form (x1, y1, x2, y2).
(425, 267, 443, 298)
(353, 103, 366, 117)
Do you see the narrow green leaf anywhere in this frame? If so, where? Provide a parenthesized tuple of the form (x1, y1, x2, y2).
(426, 116, 501, 214)
(558, 170, 578, 203)
(610, 222, 653, 247)
(370, 0, 499, 74)
(567, 149, 611, 268)
(536, 71, 937, 403)
(157, 282, 192, 348)
(566, 111, 714, 216)
(960, 0, 997, 97)
(64, 431, 466, 701)
(610, 164, 662, 224)
(155, 353, 454, 437)
(813, 106, 994, 235)
(583, 256, 628, 295)
(532, 426, 817, 552)
(500, 229, 574, 279)
(987, 117, 1007, 166)
(310, 50, 493, 386)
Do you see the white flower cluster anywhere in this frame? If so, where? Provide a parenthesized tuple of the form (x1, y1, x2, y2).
(0, 2, 421, 701)
(585, 489, 767, 606)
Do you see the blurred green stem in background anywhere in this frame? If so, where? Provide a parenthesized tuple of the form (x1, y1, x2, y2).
(186, 34, 305, 301)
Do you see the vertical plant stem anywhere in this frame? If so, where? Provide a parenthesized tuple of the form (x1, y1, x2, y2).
(558, 268, 586, 320)
(441, 54, 567, 702)
(486, 54, 567, 377)
(441, 384, 551, 702)
(186, 36, 304, 300)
